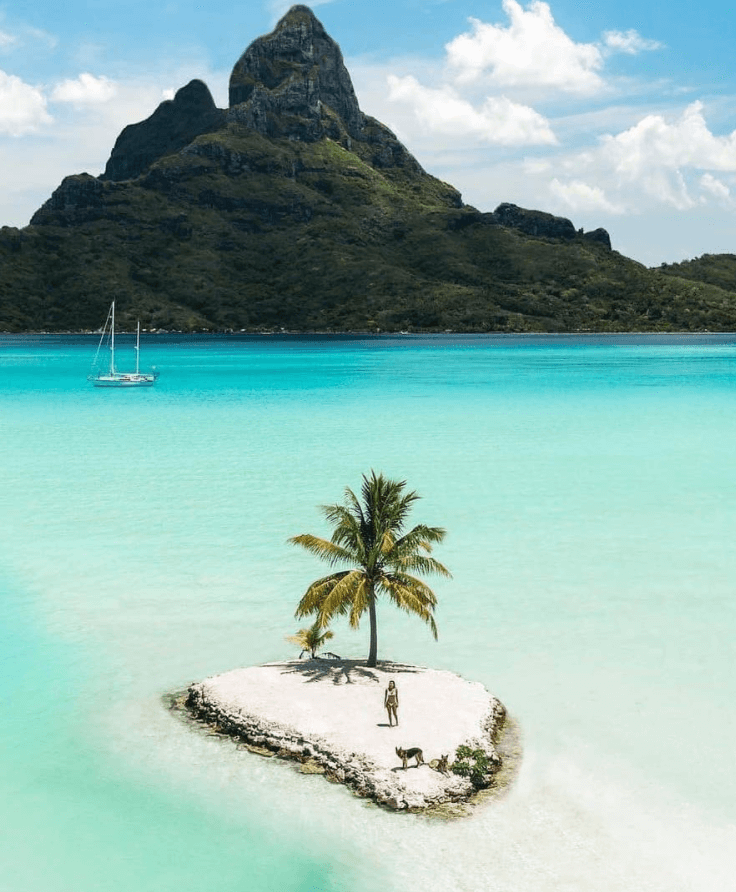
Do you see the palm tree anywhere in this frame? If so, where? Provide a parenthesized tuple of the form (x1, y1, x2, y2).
(289, 471, 450, 667)
(285, 622, 335, 659)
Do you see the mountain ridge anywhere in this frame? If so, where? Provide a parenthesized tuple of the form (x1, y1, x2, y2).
(1, 4, 735, 333)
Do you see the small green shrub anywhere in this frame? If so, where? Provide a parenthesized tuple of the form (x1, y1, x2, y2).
(451, 745, 492, 787)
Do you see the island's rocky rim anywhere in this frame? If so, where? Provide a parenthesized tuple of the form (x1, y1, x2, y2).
(183, 659, 509, 813)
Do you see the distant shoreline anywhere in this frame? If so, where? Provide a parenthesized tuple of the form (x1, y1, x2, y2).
(3, 330, 735, 339)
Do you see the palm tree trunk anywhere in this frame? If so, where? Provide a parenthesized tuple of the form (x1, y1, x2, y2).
(367, 586, 378, 667)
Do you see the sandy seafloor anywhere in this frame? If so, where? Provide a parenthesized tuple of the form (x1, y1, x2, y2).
(1, 332, 736, 892)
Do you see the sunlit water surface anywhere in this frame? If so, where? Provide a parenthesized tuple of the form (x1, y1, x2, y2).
(2, 333, 735, 891)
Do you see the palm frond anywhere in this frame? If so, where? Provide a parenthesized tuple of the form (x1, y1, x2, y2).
(288, 533, 355, 567)
(366, 472, 418, 527)
(390, 553, 452, 578)
(295, 571, 349, 619)
(380, 575, 439, 639)
(318, 503, 370, 564)
(320, 502, 355, 528)
(342, 487, 364, 522)
(382, 572, 439, 606)
(379, 528, 396, 555)
(330, 515, 368, 562)
(347, 577, 371, 629)
(320, 569, 367, 626)
(394, 524, 447, 553)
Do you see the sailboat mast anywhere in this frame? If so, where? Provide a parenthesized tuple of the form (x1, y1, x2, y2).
(135, 320, 140, 374)
(110, 301, 116, 375)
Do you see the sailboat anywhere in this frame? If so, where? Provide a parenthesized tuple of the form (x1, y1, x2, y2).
(88, 301, 159, 387)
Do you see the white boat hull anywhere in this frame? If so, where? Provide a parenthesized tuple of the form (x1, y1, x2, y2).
(89, 373, 157, 387)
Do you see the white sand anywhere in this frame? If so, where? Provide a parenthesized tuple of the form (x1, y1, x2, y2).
(187, 659, 505, 809)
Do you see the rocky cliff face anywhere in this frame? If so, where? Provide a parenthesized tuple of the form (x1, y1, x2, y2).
(228, 5, 363, 141)
(227, 4, 422, 171)
(446, 203, 611, 249)
(30, 173, 108, 226)
(102, 80, 224, 182)
(493, 202, 577, 240)
(492, 203, 610, 248)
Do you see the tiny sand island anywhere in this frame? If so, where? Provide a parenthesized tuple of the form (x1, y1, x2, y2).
(185, 659, 507, 812)
(185, 471, 514, 812)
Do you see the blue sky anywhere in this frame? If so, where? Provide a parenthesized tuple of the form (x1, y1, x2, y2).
(2, 0, 736, 265)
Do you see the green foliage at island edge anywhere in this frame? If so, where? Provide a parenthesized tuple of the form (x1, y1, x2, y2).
(452, 746, 493, 788)
(2, 122, 736, 332)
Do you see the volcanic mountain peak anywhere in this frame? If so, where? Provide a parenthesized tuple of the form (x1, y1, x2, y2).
(227, 4, 364, 141)
(10, 6, 708, 339)
(102, 79, 224, 182)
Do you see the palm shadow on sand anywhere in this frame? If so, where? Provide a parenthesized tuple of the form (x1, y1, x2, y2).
(277, 658, 423, 685)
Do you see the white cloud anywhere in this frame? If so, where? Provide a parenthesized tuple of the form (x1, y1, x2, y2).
(51, 73, 117, 105)
(599, 102, 736, 180)
(0, 23, 56, 52)
(387, 74, 556, 145)
(446, 0, 604, 94)
(699, 173, 732, 203)
(523, 158, 552, 174)
(24, 26, 58, 49)
(602, 29, 663, 55)
(546, 102, 736, 214)
(0, 70, 51, 136)
(549, 177, 624, 214)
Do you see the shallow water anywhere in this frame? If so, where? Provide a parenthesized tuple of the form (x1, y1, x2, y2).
(1, 333, 735, 891)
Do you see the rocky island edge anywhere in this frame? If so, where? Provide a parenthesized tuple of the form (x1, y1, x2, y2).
(183, 659, 511, 813)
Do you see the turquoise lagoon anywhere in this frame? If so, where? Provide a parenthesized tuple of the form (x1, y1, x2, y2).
(1, 333, 735, 891)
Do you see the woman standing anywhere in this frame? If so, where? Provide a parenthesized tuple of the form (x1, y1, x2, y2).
(384, 680, 399, 726)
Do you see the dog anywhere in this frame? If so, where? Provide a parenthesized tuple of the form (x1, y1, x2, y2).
(428, 754, 450, 775)
(396, 746, 424, 769)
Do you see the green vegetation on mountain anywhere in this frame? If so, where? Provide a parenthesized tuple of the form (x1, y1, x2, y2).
(658, 254, 736, 293)
(1, 4, 735, 333)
